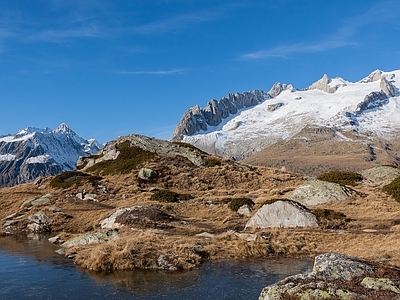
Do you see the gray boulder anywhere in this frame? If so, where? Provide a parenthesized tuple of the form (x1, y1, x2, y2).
(138, 168, 158, 180)
(245, 200, 318, 229)
(259, 252, 400, 299)
(26, 211, 52, 233)
(288, 179, 353, 206)
(361, 166, 400, 185)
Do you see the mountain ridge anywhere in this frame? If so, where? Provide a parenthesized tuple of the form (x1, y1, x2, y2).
(0, 123, 102, 187)
(172, 69, 400, 173)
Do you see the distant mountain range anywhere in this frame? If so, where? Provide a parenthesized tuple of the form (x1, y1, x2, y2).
(172, 69, 400, 174)
(0, 123, 102, 187)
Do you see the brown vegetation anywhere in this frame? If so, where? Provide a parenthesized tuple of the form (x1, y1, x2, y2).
(2, 146, 400, 273)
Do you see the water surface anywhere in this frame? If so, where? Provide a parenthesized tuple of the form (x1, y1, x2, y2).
(0, 234, 313, 299)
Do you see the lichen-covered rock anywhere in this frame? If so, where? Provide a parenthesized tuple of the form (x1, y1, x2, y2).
(245, 200, 318, 229)
(288, 179, 353, 206)
(138, 168, 158, 180)
(58, 229, 119, 251)
(259, 252, 400, 300)
(361, 166, 400, 185)
(26, 211, 52, 233)
(20, 193, 51, 209)
(361, 277, 400, 293)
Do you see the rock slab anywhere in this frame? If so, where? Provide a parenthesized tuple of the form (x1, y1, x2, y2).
(245, 200, 318, 229)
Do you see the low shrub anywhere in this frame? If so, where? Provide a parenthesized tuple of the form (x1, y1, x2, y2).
(204, 157, 222, 167)
(383, 177, 400, 203)
(317, 170, 363, 186)
(87, 141, 157, 175)
(50, 171, 102, 188)
(228, 197, 255, 212)
(312, 208, 351, 229)
(150, 190, 193, 203)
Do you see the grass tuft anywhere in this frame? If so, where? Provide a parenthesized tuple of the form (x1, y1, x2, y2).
(50, 171, 102, 188)
(228, 197, 255, 212)
(383, 177, 400, 203)
(150, 189, 194, 203)
(317, 170, 363, 186)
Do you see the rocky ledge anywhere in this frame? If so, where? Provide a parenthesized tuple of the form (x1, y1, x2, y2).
(259, 252, 400, 299)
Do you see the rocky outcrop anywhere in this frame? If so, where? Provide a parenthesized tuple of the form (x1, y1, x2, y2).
(77, 134, 205, 169)
(359, 69, 383, 83)
(267, 82, 295, 98)
(171, 90, 270, 140)
(307, 74, 338, 93)
(380, 77, 397, 97)
(361, 166, 400, 185)
(259, 252, 400, 299)
(356, 90, 389, 114)
(288, 179, 353, 206)
(244, 200, 318, 229)
(56, 229, 119, 254)
(99, 206, 176, 230)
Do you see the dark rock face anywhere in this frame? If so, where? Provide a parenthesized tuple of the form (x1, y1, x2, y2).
(259, 252, 400, 299)
(171, 90, 270, 140)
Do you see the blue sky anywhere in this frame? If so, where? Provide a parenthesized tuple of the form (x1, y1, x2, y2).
(0, 0, 399, 144)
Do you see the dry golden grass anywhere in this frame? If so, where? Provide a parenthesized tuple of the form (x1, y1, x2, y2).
(2, 153, 400, 271)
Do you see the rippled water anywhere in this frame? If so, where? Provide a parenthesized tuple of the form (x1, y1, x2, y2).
(0, 234, 313, 299)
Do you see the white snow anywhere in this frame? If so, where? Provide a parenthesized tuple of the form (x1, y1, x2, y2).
(0, 154, 16, 161)
(182, 69, 400, 156)
(0, 123, 102, 171)
(25, 154, 50, 164)
(0, 133, 35, 143)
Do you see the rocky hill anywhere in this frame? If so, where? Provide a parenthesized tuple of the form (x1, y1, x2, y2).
(0, 123, 102, 187)
(172, 69, 400, 174)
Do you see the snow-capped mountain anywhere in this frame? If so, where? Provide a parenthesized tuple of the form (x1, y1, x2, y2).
(172, 69, 400, 173)
(0, 123, 102, 187)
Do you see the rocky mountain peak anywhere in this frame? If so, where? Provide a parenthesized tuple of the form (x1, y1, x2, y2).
(53, 123, 73, 134)
(0, 125, 102, 187)
(359, 69, 382, 83)
(307, 74, 337, 93)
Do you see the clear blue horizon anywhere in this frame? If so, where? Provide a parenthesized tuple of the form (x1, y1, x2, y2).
(1, 0, 399, 144)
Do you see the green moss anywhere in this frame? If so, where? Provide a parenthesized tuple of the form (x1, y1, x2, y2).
(150, 189, 193, 203)
(383, 177, 400, 203)
(50, 171, 102, 188)
(204, 157, 222, 167)
(228, 197, 255, 212)
(317, 170, 363, 186)
(87, 141, 157, 175)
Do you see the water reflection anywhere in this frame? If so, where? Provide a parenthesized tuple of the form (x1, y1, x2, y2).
(0, 235, 313, 299)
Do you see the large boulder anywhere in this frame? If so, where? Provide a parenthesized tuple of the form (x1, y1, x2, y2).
(259, 252, 400, 299)
(99, 206, 176, 230)
(245, 200, 318, 229)
(288, 179, 353, 206)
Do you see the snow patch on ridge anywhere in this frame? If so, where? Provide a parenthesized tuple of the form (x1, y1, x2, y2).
(180, 69, 400, 159)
